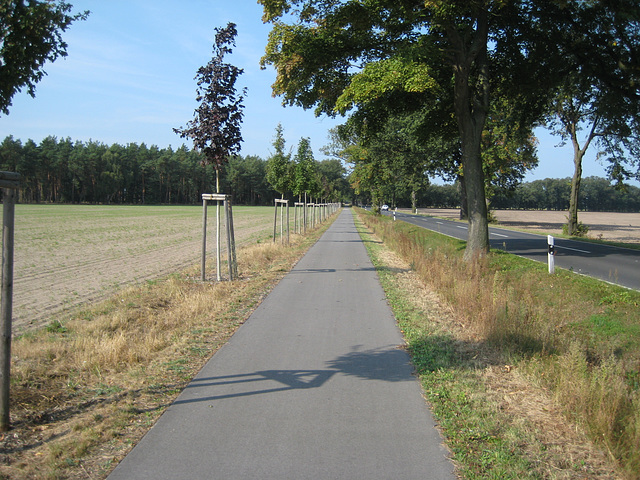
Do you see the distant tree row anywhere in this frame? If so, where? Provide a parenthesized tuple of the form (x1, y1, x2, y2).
(404, 178, 640, 213)
(1, 135, 220, 204)
(0, 135, 353, 205)
(265, 124, 353, 204)
(491, 177, 640, 213)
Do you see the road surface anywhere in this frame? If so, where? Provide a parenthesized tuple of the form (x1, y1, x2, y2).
(107, 209, 455, 480)
(386, 210, 640, 290)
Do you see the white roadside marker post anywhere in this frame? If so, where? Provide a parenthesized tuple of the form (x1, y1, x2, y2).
(548, 235, 555, 274)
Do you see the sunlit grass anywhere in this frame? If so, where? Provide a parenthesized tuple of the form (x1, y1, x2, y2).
(355, 208, 640, 479)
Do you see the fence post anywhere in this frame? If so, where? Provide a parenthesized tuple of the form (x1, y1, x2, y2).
(273, 200, 278, 243)
(225, 198, 233, 280)
(228, 197, 237, 278)
(201, 198, 208, 281)
(216, 199, 221, 281)
(1, 172, 20, 432)
(202, 193, 235, 281)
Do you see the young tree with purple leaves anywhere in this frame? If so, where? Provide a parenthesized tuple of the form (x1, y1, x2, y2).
(174, 22, 246, 193)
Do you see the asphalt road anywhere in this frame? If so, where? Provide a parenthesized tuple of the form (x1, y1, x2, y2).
(107, 209, 455, 480)
(385, 210, 640, 291)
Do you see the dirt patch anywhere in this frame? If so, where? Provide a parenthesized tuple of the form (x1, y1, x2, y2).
(412, 208, 640, 244)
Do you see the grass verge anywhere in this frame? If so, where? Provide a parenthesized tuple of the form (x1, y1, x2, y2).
(0, 214, 336, 480)
(354, 208, 638, 479)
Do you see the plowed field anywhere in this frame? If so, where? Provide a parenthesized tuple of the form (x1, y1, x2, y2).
(5, 206, 639, 333)
(7, 205, 279, 333)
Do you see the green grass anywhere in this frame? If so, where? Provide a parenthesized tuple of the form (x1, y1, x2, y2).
(355, 208, 640, 479)
(355, 214, 539, 479)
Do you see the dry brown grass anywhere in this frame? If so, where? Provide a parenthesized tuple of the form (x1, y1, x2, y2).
(0, 222, 329, 479)
(356, 208, 639, 479)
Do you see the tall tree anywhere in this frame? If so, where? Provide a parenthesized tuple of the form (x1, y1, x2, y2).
(0, 1, 88, 115)
(481, 97, 538, 212)
(265, 123, 291, 198)
(0, 135, 21, 171)
(543, 2, 640, 235)
(259, 0, 572, 259)
(316, 159, 350, 203)
(174, 22, 246, 193)
(292, 137, 317, 202)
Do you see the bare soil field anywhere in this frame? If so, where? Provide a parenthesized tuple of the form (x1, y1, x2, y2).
(416, 208, 640, 243)
(6, 206, 638, 335)
(6, 205, 279, 333)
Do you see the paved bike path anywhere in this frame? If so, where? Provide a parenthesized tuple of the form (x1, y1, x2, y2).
(108, 209, 455, 479)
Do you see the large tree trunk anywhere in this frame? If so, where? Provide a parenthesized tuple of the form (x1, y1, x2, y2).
(460, 122, 489, 259)
(448, 11, 490, 260)
(566, 118, 597, 236)
(568, 149, 584, 236)
(458, 174, 468, 220)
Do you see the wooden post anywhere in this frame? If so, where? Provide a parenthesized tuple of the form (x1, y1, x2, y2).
(286, 201, 290, 245)
(273, 200, 278, 243)
(216, 199, 221, 281)
(225, 198, 233, 280)
(273, 200, 290, 245)
(280, 200, 284, 244)
(201, 198, 207, 281)
(294, 202, 304, 234)
(202, 194, 235, 282)
(1, 172, 20, 432)
(303, 193, 307, 234)
(228, 198, 237, 278)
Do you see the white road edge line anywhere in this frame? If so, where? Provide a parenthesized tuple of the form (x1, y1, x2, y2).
(557, 245, 591, 254)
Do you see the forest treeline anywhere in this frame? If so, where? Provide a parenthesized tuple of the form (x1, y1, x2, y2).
(0, 135, 351, 205)
(405, 177, 640, 212)
(2, 135, 639, 211)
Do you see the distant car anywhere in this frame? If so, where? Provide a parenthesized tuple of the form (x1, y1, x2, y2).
(381, 204, 389, 211)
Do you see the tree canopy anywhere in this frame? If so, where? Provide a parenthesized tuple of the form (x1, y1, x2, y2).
(542, 1, 640, 235)
(258, 0, 586, 259)
(0, 0, 88, 115)
(265, 123, 291, 198)
(292, 137, 318, 200)
(0, 133, 354, 206)
(259, 0, 637, 259)
(174, 22, 246, 192)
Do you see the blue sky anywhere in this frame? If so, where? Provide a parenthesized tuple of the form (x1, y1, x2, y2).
(0, 0, 630, 185)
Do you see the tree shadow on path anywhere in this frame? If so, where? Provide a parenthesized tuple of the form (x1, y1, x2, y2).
(173, 346, 413, 405)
